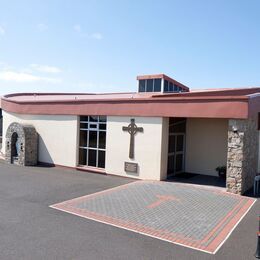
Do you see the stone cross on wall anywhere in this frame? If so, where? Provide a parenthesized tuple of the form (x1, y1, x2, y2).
(122, 119, 143, 159)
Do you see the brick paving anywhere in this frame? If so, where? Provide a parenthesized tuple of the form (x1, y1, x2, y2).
(51, 181, 256, 254)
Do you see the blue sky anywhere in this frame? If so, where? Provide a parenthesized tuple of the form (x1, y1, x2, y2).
(0, 0, 259, 95)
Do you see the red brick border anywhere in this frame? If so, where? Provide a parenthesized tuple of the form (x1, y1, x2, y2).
(50, 181, 256, 254)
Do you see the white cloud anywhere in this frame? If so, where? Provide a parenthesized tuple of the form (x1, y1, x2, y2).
(73, 24, 103, 40)
(0, 70, 61, 83)
(37, 23, 48, 31)
(90, 32, 103, 40)
(0, 62, 14, 71)
(0, 25, 5, 35)
(30, 64, 62, 73)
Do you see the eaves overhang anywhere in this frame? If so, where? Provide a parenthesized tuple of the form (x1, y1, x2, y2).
(1, 93, 250, 119)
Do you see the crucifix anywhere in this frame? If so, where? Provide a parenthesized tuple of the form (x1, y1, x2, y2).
(122, 119, 143, 159)
(147, 195, 179, 209)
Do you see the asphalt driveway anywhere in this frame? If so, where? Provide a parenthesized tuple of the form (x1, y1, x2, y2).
(0, 160, 259, 260)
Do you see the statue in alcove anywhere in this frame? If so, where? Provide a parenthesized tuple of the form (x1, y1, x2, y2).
(11, 132, 19, 160)
(5, 122, 38, 166)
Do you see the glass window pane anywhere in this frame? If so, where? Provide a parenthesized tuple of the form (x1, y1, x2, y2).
(169, 117, 175, 125)
(167, 155, 174, 173)
(88, 149, 97, 167)
(99, 131, 106, 149)
(79, 130, 88, 147)
(164, 80, 169, 92)
(146, 79, 153, 92)
(169, 124, 174, 133)
(80, 122, 88, 129)
(175, 154, 183, 172)
(80, 116, 88, 122)
(170, 118, 186, 125)
(169, 118, 186, 133)
(169, 82, 173, 92)
(79, 148, 87, 165)
(98, 151, 105, 168)
(89, 116, 98, 122)
(99, 116, 106, 122)
(99, 124, 106, 130)
(168, 135, 175, 153)
(174, 84, 178, 92)
(154, 79, 161, 92)
(173, 122, 186, 133)
(89, 131, 97, 148)
(176, 135, 184, 152)
(89, 123, 98, 129)
(139, 80, 146, 92)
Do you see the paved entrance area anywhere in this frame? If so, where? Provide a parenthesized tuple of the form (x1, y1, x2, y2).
(0, 161, 259, 260)
(51, 181, 255, 254)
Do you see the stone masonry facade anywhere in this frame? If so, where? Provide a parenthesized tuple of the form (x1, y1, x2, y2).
(227, 118, 259, 194)
(5, 122, 38, 166)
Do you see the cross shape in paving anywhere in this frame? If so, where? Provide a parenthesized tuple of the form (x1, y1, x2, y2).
(122, 119, 143, 159)
(51, 181, 256, 254)
(147, 195, 180, 209)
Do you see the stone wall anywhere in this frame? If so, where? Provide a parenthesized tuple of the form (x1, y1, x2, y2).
(23, 126, 38, 165)
(5, 122, 38, 166)
(227, 118, 259, 194)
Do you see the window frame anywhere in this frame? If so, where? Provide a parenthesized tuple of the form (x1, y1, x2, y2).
(78, 115, 107, 168)
(138, 78, 184, 93)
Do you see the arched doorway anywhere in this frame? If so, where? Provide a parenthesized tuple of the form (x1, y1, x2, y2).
(11, 132, 18, 163)
(5, 122, 38, 166)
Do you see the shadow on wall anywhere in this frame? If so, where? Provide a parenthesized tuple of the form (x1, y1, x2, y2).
(38, 134, 54, 165)
(14, 114, 76, 123)
(109, 116, 162, 127)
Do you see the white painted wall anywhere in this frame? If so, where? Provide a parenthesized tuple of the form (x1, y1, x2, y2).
(106, 116, 166, 180)
(185, 118, 228, 176)
(1, 111, 231, 179)
(1, 111, 78, 167)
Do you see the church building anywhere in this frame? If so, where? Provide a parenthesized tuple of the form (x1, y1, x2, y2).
(0, 74, 260, 195)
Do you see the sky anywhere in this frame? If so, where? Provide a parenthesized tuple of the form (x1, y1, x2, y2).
(0, 0, 260, 95)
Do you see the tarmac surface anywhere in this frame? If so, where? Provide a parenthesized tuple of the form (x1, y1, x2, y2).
(0, 160, 259, 260)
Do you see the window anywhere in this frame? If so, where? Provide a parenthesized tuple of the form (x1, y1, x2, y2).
(139, 80, 146, 92)
(164, 80, 181, 93)
(154, 79, 161, 92)
(138, 78, 186, 93)
(167, 118, 186, 176)
(146, 79, 153, 92)
(169, 82, 174, 92)
(78, 116, 107, 168)
(138, 78, 162, 92)
(164, 80, 169, 92)
(169, 118, 186, 133)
